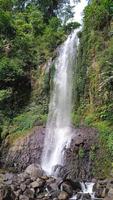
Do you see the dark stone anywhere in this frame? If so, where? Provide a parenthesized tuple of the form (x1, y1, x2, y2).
(35, 192, 49, 199)
(24, 188, 34, 199)
(59, 179, 81, 192)
(60, 181, 73, 196)
(0, 185, 16, 200)
(82, 193, 91, 200)
(14, 189, 22, 197)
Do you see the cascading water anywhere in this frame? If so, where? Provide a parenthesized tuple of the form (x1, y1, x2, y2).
(71, 182, 95, 200)
(41, 0, 88, 176)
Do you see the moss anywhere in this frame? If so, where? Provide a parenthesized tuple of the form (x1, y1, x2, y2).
(78, 147, 85, 158)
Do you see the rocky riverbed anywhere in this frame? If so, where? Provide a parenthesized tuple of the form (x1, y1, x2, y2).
(0, 126, 113, 199)
(0, 164, 113, 200)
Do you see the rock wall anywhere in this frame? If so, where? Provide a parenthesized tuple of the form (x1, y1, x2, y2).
(0, 126, 98, 180)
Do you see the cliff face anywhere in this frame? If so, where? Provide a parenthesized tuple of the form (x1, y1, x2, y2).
(1, 126, 98, 181)
(72, 0, 113, 178)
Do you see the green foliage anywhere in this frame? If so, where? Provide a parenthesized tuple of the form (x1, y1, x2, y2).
(78, 147, 84, 158)
(40, 17, 65, 58)
(73, 0, 113, 178)
(90, 145, 96, 161)
(64, 22, 80, 34)
(0, 89, 12, 101)
(0, 0, 67, 139)
(84, 0, 110, 30)
(0, 57, 23, 81)
(71, 113, 81, 127)
(12, 108, 47, 133)
(84, 114, 97, 126)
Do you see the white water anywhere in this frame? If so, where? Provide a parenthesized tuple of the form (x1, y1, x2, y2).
(71, 182, 95, 200)
(41, 0, 88, 175)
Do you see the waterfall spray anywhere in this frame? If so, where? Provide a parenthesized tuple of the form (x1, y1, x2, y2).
(41, 0, 88, 176)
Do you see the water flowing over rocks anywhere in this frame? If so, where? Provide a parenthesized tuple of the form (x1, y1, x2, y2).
(0, 165, 85, 200)
(1, 126, 113, 199)
(0, 165, 113, 200)
(1, 126, 98, 180)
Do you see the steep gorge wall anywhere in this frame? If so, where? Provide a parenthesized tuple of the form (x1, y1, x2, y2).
(72, 0, 113, 178)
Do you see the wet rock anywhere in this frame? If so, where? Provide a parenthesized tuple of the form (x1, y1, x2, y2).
(36, 191, 49, 199)
(108, 188, 113, 198)
(31, 180, 40, 188)
(5, 179, 13, 185)
(31, 178, 45, 188)
(50, 182, 58, 190)
(82, 193, 91, 200)
(41, 176, 49, 181)
(104, 197, 113, 200)
(25, 164, 44, 179)
(19, 195, 29, 200)
(50, 190, 60, 199)
(24, 188, 34, 199)
(76, 193, 82, 200)
(58, 191, 69, 200)
(14, 189, 22, 197)
(59, 179, 81, 192)
(15, 173, 28, 184)
(0, 185, 16, 200)
(60, 181, 73, 196)
(24, 178, 31, 186)
(94, 179, 108, 198)
(35, 187, 41, 195)
(107, 179, 113, 189)
(20, 183, 26, 192)
(46, 177, 56, 184)
(4, 173, 14, 181)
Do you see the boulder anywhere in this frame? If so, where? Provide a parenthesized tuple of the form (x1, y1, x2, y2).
(108, 188, 113, 198)
(58, 191, 69, 200)
(24, 188, 35, 199)
(60, 181, 73, 196)
(25, 164, 44, 179)
(19, 195, 29, 200)
(94, 179, 108, 198)
(20, 183, 26, 192)
(31, 178, 45, 188)
(104, 197, 113, 200)
(59, 179, 81, 192)
(14, 189, 22, 197)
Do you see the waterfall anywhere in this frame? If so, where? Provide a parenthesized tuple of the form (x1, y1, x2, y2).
(41, 0, 88, 176)
(70, 182, 95, 200)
